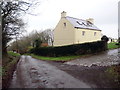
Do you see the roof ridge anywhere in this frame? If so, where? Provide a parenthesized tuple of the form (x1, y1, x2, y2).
(66, 16, 86, 21)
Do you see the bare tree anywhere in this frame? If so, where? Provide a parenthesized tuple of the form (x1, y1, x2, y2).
(8, 29, 54, 53)
(40, 29, 54, 46)
(1, 0, 40, 56)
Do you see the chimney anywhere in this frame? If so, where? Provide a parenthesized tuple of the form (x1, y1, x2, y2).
(86, 18, 94, 24)
(61, 11, 66, 18)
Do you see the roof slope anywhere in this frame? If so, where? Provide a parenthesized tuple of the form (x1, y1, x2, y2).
(66, 16, 101, 31)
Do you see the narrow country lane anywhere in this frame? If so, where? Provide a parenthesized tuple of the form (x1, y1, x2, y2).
(9, 55, 90, 88)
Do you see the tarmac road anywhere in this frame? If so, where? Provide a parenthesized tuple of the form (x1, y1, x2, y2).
(9, 55, 90, 88)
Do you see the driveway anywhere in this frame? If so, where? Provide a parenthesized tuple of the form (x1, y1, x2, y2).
(9, 55, 90, 88)
(65, 48, 120, 67)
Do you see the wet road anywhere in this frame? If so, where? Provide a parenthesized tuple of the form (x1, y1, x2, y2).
(10, 55, 90, 88)
(65, 48, 120, 67)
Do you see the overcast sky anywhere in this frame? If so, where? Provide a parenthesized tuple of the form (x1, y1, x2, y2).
(23, 0, 119, 39)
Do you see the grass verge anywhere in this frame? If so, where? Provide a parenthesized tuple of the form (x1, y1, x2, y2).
(27, 54, 84, 61)
(106, 64, 120, 87)
(108, 42, 120, 49)
(2, 51, 20, 88)
(8, 51, 20, 57)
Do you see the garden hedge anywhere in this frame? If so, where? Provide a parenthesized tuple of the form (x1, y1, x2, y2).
(29, 41, 106, 57)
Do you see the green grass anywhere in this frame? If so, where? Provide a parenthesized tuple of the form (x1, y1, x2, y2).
(108, 42, 120, 49)
(28, 54, 82, 61)
(8, 51, 20, 57)
(3, 58, 18, 75)
(2, 51, 20, 76)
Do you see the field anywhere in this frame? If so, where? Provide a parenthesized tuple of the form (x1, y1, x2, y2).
(108, 42, 120, 49)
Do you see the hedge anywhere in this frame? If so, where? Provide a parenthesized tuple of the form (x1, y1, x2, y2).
(29, 41, 106, 57)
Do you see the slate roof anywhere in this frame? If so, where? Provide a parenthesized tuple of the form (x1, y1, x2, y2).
(66, 16, 101, 31)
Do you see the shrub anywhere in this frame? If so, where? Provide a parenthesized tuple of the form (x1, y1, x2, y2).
(29, 41, 106, 57)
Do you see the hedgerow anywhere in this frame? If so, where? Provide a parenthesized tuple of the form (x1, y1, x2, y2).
(29, 41, 106, 57)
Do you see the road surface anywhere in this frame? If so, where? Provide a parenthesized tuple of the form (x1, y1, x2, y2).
(9, 55, 90, 88)
(65, 48, 120, 67)
(9, 48, 120, 88)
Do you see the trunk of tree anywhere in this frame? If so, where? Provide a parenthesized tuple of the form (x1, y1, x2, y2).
(2, 36, 8, 58)
(2, 15, 8, 57)
(2, 45, 8, 58)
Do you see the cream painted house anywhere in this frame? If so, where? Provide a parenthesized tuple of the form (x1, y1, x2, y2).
(53, 11, 102, 46)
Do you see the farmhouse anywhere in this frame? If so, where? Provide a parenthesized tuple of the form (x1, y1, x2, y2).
(53, 11, 102, 46)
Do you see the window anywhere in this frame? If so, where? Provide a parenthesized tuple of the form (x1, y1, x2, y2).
(82, 31, 85, 36)
(76, 21, 82, 25)
(82, 22, 85, 25)
(94, 32, 96, 36)
(87, 21, 92, 27)
(64, 23, 66, 27)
